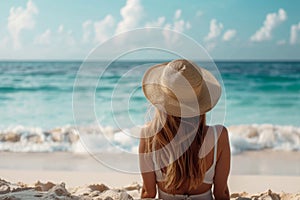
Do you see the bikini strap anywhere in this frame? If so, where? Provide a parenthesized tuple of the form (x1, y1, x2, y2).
(212, 126, 218, 165)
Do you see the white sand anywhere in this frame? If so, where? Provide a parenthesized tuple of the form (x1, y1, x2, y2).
(1, 150, 300, 175)
(0, 150, 300, 199)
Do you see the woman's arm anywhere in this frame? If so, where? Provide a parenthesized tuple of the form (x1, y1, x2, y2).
(139, 137, 157, 198)
(213, 125, 231, 200)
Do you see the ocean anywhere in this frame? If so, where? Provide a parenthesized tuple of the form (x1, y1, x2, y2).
(0, 61, 299, 154)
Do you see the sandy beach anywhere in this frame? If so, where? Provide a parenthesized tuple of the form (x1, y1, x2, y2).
(0, 150, 300, 199)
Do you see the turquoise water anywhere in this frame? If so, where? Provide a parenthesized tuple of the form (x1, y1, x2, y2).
(222, 61, 300, 126)
(0, 61, 300, 153)
(0, 61, 299, 129)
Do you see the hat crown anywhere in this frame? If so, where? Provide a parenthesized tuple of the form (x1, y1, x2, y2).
(142, 59, 221, 117)
(161, 60, 203, 101)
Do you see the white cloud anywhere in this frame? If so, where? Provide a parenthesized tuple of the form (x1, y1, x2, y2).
(168, 11, 191, 32)
(82, 20, 92, 43)
(7, 0, 39, 49)
(145, 17, 166, 27)
(250, 8, 287, 42)
(116, 0, 143, 34)
(143, 10, 191, 45)
(174, 9, 181, 20)
(204, 19, 223, 41)
(173, 20, 186, 32)
(277, 39, 286, 45)
(56, 25, 76, 46)
(162, 10, 192, 44)
(290, 22, 300, 45)
(223, 29, 237, 41)
(203, 19, 224, 52)
(85, 0, 143, 44)
(94, 15, 115, 43)
(145, 14, 191, 32)
(34, 29, 51, 45)
(33, 25, 76, 48)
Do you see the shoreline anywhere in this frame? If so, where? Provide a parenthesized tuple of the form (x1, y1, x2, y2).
(0, 150, 299, 175)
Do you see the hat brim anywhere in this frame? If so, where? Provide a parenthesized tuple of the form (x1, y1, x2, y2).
(142, 62, 221, 117)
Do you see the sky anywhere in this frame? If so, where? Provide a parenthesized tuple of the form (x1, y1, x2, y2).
(0, 0, 300, 60)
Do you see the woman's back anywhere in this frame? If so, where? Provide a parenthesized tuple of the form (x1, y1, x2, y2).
(155, 125, 230, 199)
(140, 124, 230, 199)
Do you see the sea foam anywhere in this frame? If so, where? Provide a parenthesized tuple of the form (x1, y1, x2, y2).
(0, 124, 299, 154)
(228, 124, 300, 154)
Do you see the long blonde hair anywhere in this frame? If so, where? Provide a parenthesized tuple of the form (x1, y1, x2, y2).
(144, 109, 207, 192)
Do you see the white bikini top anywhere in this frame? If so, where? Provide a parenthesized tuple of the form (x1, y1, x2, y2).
(153, 126, 218, 185)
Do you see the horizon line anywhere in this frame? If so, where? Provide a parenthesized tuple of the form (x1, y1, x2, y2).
(1, 59, 300, 63)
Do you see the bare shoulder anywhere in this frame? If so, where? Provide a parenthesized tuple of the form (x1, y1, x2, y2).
(214, 124, 228, 136)
(214, 125, 230, 150)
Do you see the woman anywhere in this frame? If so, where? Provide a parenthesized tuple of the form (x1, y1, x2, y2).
(139, 59, 230, 199)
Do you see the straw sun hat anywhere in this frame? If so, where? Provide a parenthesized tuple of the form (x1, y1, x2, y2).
(142, 59, 221, 117)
